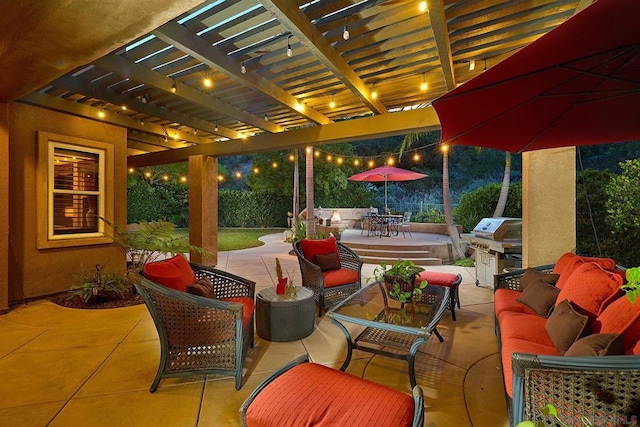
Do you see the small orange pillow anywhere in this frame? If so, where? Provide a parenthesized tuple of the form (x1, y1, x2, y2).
(143, 254, 196, 292)
(553, 253, 616, 290)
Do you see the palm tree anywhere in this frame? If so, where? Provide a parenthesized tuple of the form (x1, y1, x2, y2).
(493, 152, 511, 218)
(401, 133, 464, 259)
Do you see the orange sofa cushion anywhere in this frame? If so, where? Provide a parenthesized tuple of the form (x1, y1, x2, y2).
(555, 262, 623, 321)
(299, 236, 338, 263)
(592, 295, 640, 353)
(495, 289, 537, 320)
(553, 252, 616, 290)
(498, 312, 555, 347)
(500, 337, 559, 397)
(322, 268, 359, 288)
(245, 362, 415, 427)
(143, 254, 196, 292)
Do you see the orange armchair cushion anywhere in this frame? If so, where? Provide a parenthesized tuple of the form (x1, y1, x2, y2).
(143, 254, 196, 292)
(299, 236, 338, 263)
(246, 363, 415, 427)
(322, 268, 359, 288)
(220, 297, 255, 329)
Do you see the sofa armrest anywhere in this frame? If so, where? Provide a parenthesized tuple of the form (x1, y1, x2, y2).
(493, 264, 555, 292)
(510, 353, 640, 425)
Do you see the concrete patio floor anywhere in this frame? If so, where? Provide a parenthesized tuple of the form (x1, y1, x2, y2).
(0, 231, 509, 426)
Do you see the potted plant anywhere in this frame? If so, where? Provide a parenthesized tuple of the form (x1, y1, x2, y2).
(372, 260, 428, 303)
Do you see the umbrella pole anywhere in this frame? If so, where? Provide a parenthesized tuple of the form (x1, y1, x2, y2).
(384, 175, 388, 213)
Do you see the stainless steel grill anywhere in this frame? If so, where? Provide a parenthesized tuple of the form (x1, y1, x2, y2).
(462, 218, 523, 287)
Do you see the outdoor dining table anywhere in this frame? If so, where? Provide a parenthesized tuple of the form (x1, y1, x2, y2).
(368, 213, 403, 237)
(327, 281, 449, 388)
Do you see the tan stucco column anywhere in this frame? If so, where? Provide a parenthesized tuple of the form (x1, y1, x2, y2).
(188, 155, 217, 266)
(0, 103, 8, 313)
(522, 147, 576, 267)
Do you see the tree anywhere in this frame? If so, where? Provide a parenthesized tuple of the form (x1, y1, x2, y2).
(605, 159, 640, 267)
(441, 144, 465, 259)
(493, 152, 511, 217)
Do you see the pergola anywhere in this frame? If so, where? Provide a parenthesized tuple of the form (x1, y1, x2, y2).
(3, 0, 590, 162)
(0, 0, 590, 310)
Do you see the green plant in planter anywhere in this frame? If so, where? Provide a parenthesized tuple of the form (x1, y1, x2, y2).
(622, 266, 640, 303)
(100, 218, 212, 274)
(70, 264, 129, 303)
(371, 260, 428, 303)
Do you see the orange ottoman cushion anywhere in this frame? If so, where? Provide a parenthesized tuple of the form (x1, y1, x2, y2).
(322, 268, 359, 288)
(246, 363, 415, 427)
(416, 271, 460, 287)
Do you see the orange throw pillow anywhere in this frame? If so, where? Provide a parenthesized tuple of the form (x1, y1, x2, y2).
(143, 254, 196, 292)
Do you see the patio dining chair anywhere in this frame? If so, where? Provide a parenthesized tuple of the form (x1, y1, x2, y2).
(392, 211, 412, 238)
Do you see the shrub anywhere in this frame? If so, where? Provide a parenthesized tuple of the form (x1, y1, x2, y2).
(453, 183, 522, 232)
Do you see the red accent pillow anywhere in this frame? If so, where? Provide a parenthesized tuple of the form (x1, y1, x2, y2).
(555, 261, 623, 320)
(416, 271, 460, 288)
(299, 236, 338, 264)
(143, 254, 196, 292)
(553, 252, 616, 290)
(592, 294, 640, 352)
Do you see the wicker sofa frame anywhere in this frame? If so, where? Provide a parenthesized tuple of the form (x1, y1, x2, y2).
(292, 240, 363, 316)
(132, 262, 255, 392)
(494, 266, 640, 426)
(239, 354, 425, 427)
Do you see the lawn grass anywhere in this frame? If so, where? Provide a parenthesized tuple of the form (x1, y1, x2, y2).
(174, 227, 285, 251)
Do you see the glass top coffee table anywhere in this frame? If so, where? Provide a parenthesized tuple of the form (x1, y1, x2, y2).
(327, 281, 449, 388)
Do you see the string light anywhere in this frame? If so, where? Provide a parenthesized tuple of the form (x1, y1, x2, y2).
(367, 159, 375, 168)
(353, 159, 360, 166)
(329, 94, 336, 109)
(180, 176, 187, 183)
(217, 175, 225, 182)
(203, 76, 213, 88)
(343, 26, 349, 40)
(387, 157, 396, 166)
(241, 62, 246, 74)
(420, 74, 428, 92)
(469, 59, 476, 71)
(121, 105, 127, 110)
(371, 83, 377, 100)
(419, 1, 427, 13)
(286, 36, 293, 57)
(171, 81, 177, 93)
(314, 150, 321, 158)
(326, 154, 333, 162)
(288, 154, 295, 161)
(98, 109, 106, 119)
(128, 168, 135, 173)
(253, 167, 260, 174)
(337, 157, 344, 165)
(440, 143, 449, 153)
(413, 152, 421, 162)
(272, 161, 278, 168)
(214, 122, 218, 132)
(235, 171, 242, 179)
(162, 175, 169, 181)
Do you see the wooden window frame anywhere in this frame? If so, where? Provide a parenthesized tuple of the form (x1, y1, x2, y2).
(37, 132, 114, 249)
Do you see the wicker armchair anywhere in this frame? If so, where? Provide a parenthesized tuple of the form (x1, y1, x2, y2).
(132, 263, 255, 392)
(293, 240, 362, 316)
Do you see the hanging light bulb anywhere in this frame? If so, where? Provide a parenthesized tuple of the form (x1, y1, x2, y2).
(469, 59, 476, 71)
(371, 83, 377, 99)
(241, 62, 246, 74)
(420, 74, 428, 92)
(343, 26, 349, 40)
(171, 81, 177, 93)
(286, 36, 293, 57)
(214, 122, 218, 132)
(419, 1, 427, 13)
(329, 94, 336, 109)
(264, 113, 269, 121)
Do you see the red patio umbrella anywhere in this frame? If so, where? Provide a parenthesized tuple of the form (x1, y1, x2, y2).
(348, 165, 427, 212)
(432, 0, 640, 153)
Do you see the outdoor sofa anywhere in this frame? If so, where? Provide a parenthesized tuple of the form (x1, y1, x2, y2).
(494, 252, 640, 425)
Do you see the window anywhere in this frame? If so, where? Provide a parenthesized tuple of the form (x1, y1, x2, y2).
(50, 144, 103, 238)
(37, 132, 114, 248)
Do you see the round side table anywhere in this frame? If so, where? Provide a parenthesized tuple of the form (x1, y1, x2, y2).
(256, 287, 315, 342)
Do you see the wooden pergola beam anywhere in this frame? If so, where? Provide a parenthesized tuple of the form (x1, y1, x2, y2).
(261, 0, 388, 115)
(427, 0, 456, 91)
(154, 21, 332, 126)
(128, 106, 440, 167)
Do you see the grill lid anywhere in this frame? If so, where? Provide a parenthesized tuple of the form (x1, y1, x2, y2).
(472, 217, 522, 241)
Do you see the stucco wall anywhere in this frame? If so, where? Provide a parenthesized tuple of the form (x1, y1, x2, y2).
(7, 103, 127, 302)
(0, 104, 9, 312)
